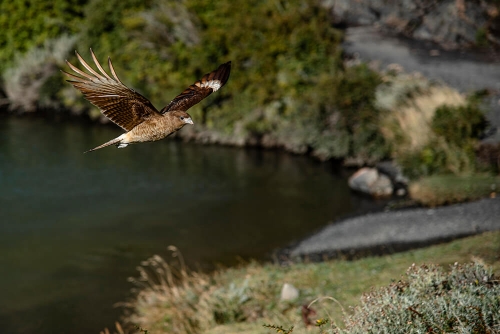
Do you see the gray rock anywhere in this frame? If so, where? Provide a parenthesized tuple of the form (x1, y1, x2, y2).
(413, 1, 488, 49)
(348, 167, 393, 197)
(323, 0, 495, 49)
(376, 161, 409, 196)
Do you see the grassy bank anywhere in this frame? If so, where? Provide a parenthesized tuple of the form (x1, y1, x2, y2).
(115, 231, 500, 334)
(409, 174, 500, 207)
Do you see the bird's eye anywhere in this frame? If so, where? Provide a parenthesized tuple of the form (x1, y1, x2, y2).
(180, 116, 184, 120)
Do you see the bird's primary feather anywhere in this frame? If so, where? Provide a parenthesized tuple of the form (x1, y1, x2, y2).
(160, 61, 231, 114)
(62, 49, 160, 131)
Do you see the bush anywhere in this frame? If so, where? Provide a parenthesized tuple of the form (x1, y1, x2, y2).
(432, 103, 487, 148)
(337, 263, 500, 334)
(397, 100, 487, 178)
(2, 35, 76, 112)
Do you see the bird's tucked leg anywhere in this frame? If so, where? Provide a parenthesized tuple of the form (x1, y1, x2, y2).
(117, 143, 129, 148)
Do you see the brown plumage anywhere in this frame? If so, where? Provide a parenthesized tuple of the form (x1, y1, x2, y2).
(62, 49, 231, 153)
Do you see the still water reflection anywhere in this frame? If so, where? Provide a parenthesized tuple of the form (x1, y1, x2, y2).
(0, 115, 382, 334)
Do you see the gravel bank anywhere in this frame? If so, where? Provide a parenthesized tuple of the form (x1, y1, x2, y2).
(290, 197, 500, 259)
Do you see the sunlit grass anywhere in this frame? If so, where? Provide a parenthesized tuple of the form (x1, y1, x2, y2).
(117, 231, 500, 334)
(409, 174, 500, 206)
(378, 76, 465, 154)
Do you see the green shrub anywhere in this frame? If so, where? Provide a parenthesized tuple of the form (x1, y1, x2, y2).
(432, 102, 487, 147)
(337, 263, 500, 334)
(398, 138, 478, 178)
(331, 64, 388, 162)
(398, 100, 487, 178)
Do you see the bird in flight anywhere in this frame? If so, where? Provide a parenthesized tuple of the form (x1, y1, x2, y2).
(62, 49, 231, 153)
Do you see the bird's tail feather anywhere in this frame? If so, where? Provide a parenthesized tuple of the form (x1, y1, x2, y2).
(84, 135, 123, 153)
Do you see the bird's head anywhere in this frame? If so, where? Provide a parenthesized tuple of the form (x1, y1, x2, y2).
(171, 111, 194, 126)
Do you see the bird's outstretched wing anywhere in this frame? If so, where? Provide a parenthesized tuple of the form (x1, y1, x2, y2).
(62, 49, 160, 131)
(160, 61, 231, 114)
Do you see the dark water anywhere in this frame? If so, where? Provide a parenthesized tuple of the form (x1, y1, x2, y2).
(0, 115, 382, 334)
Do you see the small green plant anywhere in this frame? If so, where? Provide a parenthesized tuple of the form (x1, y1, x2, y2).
(314, 318, 329, 327)
(476, 27, 489, 46)
(263, 324, 294, 334)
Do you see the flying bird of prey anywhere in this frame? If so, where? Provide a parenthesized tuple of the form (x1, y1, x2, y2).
(62, 49, 231, 153)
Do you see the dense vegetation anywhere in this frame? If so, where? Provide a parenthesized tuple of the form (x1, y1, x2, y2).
(0, 0, 494, 176)
(0, 0, 85, 73)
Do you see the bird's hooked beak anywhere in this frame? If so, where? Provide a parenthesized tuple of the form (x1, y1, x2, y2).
(184, 117, 194, 125)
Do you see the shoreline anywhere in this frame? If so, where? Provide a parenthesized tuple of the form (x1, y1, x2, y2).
(282, 196, 500, 262)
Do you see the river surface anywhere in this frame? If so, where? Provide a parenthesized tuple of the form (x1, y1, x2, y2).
(0, 115, 382, 334)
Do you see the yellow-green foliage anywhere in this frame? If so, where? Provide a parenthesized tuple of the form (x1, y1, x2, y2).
(0, 0, 85, 73)
(72, 0, 387, 163)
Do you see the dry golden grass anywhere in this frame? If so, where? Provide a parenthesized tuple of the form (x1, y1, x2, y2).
(377, 71, 465, 155)
(392, 87, 464, 151)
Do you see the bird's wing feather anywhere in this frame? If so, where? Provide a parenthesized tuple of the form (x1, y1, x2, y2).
(62, 49, 160, 131)
(160, 61, 231, 114)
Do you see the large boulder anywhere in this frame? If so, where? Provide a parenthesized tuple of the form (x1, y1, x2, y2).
(348, 167, 393, 198)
